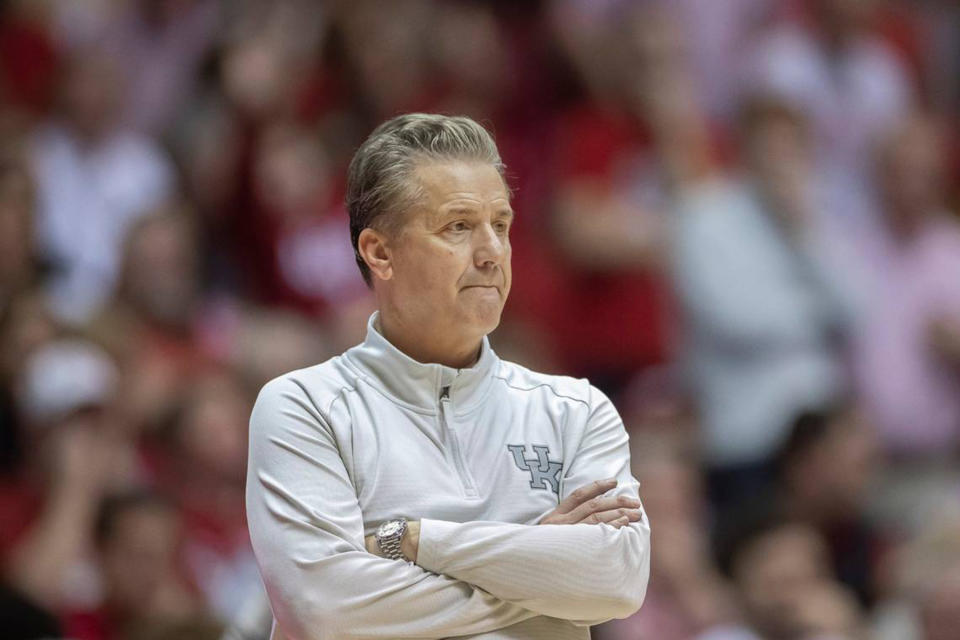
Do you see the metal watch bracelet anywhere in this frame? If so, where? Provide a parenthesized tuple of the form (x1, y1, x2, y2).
(377, 519, 408, 561)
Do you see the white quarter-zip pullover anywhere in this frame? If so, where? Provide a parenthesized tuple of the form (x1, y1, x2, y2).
(246, 313, 650, 640)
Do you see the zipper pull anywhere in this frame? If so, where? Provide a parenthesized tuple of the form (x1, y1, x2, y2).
(440, 385, 450, 401)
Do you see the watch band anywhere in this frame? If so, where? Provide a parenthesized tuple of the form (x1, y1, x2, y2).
(380, 532, 404, 560)
(376, 519, 408, 561)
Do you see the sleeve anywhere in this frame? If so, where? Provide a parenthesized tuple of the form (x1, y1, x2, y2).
(415, 384, 650, 626)
(246, 377, 540, 640)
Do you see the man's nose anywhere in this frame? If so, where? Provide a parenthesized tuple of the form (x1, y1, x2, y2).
(473, 223, 506, 267)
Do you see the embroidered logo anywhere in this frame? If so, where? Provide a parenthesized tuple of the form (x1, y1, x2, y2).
(507, 444, 562, 495)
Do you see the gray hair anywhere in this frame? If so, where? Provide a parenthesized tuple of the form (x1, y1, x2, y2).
(347, 113, 506, 286)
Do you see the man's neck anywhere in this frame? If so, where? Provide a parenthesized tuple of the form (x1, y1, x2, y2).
(378, 312, 482, 369)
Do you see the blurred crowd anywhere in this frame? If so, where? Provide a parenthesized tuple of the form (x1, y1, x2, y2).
(0, 0, 959, 639)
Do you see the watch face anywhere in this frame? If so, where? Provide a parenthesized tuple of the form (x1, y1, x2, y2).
(379, 521, 402, 536)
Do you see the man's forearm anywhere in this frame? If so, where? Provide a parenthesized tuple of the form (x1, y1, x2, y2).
(364, 481, 644, 565)
(258, 544, 542, 639)
(362, 481, 649, 625)
(411, 518, 650, 624)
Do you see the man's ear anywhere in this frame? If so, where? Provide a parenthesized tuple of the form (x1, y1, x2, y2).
(357, 227, 393, 282)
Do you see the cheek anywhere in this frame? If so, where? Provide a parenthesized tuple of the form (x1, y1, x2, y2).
(397, 244, 462, 291)
(502, 246, 513, 289)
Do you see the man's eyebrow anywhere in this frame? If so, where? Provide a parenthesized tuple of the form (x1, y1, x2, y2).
(442, 206, 480, 216)
(438, 205, 514, 219)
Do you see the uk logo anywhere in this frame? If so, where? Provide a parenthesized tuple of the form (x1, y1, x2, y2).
(507, 444, 562, 496)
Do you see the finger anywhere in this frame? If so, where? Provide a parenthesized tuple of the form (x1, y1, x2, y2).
(557, 478, 618, 514)
(610, 516, 630, 528)
(565, 493, 642, 523)
(579, 508, 644, 525)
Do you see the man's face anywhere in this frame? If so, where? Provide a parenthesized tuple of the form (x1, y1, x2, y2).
(734, 524, 833, 639)
(101, 504, 179, 615)
(385, 159, 512, 343)
(881, 118, 944, 229)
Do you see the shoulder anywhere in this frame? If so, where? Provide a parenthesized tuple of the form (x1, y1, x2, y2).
(252, 354, 359, 421)
(493, 359, 612, 414)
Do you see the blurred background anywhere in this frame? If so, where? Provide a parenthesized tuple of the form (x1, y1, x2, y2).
(0, 0, 958, 639)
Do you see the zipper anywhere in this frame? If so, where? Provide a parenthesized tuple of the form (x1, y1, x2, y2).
(440, 385, 479, 498)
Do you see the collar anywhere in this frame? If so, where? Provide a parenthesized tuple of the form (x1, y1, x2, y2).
(344, 312, 499, 414)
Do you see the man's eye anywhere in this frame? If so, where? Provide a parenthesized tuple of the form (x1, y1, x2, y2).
(449, 221, 469, 232)
(494, 221, 510, 234)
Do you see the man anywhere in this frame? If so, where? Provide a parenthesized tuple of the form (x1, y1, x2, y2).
(745, 0, 912, 230)
(715, 512, 864, 640)
(669, 96, 854, 510)
(851, 113, 960, 459)
(30, 47, 174, 323)
(848, 113, 960, 537)
(246, 113, 650, 640)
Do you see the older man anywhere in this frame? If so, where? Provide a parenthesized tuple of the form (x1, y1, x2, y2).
(246, 114, 650, 640)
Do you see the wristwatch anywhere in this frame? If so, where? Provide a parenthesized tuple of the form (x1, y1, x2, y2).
(375, 519, 408, 561)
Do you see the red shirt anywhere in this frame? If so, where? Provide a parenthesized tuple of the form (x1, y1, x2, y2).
(532, 104, 672, 378)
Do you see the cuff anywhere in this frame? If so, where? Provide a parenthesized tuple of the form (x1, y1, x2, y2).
(415, 518, 460, 572)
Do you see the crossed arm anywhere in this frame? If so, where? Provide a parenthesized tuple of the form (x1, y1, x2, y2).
(247, 378, 650, 640)
(363, 478, 644, 560)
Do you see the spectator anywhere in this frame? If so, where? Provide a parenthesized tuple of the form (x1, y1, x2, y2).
(333, 0, 436, 121)
(851, 113, 960, 460)
(670, 96, 853, 508)
(250, 122, 371, 317)
(669, 0, 776, 122)
(716, 404, 885, 608)
(2, 339, 134, 613)
(63, 491, 200, 640)
(88, 207, 211, 440)
(716, 511, 865, 640)
(161, 370, 261, 624)
(544, 2, 709, 390)
(103, 0, 221, 137)
(47, 0, 221, 138)
(29, 46, 175, 324)
(744, 0, 914, 228)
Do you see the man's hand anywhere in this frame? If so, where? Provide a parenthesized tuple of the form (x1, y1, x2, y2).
(539, 478, 643, 527)
(365, 521, 421, 562)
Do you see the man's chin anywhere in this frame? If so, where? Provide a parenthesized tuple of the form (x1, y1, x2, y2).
(459, 302, 504, 335)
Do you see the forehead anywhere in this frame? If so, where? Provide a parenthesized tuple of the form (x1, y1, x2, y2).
(411, 159, 510, 208)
